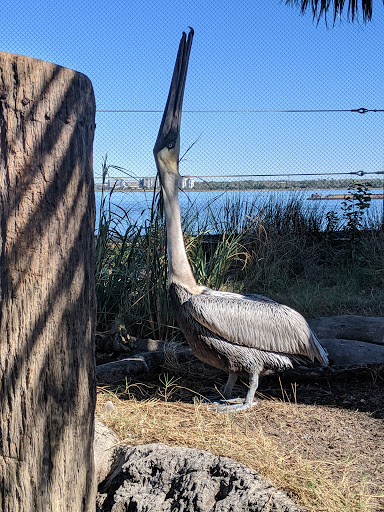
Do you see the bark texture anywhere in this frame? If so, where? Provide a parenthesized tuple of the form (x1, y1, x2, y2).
(0, 52, 96, 511)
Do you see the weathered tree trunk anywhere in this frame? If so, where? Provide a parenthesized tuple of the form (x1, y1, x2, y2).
(0, 53, 96, 511)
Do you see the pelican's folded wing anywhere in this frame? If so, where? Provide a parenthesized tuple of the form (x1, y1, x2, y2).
(186, 290, 327, 363)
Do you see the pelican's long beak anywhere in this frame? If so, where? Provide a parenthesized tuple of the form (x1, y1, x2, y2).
(153, 28, 194, 174)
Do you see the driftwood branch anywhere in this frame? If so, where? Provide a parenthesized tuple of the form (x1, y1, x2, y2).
(95, 334, 384, 387)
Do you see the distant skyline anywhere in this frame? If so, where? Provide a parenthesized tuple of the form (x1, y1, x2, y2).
(2, 0, 384, 181)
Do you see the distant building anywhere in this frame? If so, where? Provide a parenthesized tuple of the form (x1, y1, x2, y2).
(125, 180, 140, 189)
(107, 178, 125, 188)
(179, 176, 195, 189)
(140, 177, 156, 188)
(103, 176, 163, 190)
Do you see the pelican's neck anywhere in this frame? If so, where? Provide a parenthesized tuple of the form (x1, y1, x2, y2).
(160, 171, 199, 293)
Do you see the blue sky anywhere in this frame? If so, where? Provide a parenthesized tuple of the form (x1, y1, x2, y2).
(2, 0, 384, 181)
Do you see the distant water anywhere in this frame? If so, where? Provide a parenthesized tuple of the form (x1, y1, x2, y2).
(95, 188, 383, 233)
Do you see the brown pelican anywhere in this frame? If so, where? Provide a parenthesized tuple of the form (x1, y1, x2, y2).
(153, 28, 328, 412)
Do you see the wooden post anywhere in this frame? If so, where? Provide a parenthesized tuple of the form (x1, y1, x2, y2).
(0, 53, 96, 511)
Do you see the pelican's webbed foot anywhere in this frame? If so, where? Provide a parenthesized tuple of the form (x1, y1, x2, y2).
(208, 372, 259, 413)
(197, 373, 239, 405)
(208, 399, 258, 413)
(197, 394, 236, 406)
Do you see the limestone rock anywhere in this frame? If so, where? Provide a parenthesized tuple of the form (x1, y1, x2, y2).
(98, 443, 304, 512)
(94, 420, 120, 485)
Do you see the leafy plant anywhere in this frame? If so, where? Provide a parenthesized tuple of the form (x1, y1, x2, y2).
(325, 210, 339, 232)
(341, 181, 372, 233)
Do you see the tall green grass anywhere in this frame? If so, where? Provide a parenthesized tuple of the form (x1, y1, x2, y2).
(95, 163, 250, 340)
(239, 195, 384, 317)
(95, 165, 384, 340)
(95, 162, 169, 339)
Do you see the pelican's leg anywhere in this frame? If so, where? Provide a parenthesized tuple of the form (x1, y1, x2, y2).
(243, 372, 259, 407)
(222, 373, 238, 399)
(199, 374, 238, 405)
(211, 372, 259, 413)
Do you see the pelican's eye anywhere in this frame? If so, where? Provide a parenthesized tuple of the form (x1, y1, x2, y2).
(167, 141, 175, 149)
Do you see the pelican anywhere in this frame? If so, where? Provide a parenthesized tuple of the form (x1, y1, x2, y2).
(153, 28, 328, 412)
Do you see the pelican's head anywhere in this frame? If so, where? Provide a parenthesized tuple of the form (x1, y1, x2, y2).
(153, 28, 194, 178)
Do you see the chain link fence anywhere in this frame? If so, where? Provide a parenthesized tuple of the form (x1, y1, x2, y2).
(94, 106, 384, 231)
(3, 1, 384, 230)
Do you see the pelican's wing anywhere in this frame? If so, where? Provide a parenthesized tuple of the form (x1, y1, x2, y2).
(186, 289, 327, 363)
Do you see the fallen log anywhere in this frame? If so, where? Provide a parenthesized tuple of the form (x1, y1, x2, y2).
(308, 315, 384, 345)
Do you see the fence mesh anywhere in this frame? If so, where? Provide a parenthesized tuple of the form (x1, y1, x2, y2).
(94, 107, 383, 231)
(3, 1, 384, 229)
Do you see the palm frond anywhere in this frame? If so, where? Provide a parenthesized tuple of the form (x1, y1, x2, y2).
(285, 0, 382, 24)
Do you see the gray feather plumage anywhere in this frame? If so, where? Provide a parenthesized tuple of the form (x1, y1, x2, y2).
(170, 283, 329, 374)
(188, 287, 328, 363)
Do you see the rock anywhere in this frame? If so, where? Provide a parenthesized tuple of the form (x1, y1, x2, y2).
(320, 338, 384, 366)
(98, 443, 304, 512)
(104, 401, 115, 412)
(94, 420, 121, 485)
(308, 316, 384, 345)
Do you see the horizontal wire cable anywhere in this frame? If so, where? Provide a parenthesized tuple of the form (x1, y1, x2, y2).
(183, 171, 384, 179)
(96, 107, 384, 114)
(96, 170, 383, 180)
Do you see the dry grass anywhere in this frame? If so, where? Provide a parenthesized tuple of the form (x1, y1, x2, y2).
(96, 378, 384, 512)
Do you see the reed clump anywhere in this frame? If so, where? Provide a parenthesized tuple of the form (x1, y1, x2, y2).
(95, 164, 384, 338)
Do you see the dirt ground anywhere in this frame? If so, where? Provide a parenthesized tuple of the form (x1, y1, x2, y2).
(97, 359, 384, 511)
(254, 368, 384, 510)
